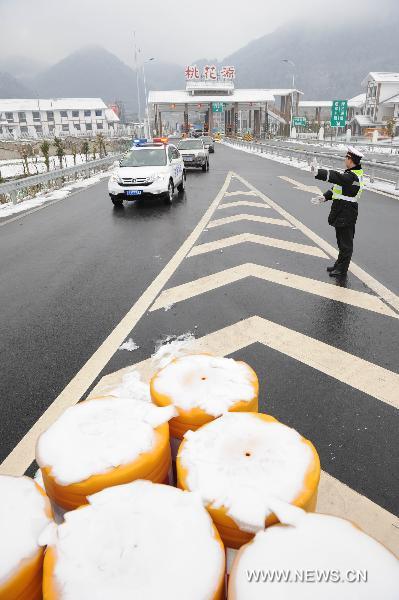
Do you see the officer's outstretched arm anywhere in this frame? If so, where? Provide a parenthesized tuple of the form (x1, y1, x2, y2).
(315, 168, 357, 186)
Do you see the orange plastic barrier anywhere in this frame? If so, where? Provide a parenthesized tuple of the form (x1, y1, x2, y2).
(177, 413, 320, 550)
(150, 355, 259, 443)
(0, 480, 52, 600)
(40, 421, 171, 511)
(42, 482, 226, 599)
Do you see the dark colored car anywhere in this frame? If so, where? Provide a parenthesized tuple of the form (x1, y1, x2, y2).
(201, 136, 215, 153)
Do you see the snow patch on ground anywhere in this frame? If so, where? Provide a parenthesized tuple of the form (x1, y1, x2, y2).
(0, 170, 111, 219)
(0, 475, 52, 585)
(104, 369, 151, 403)
(232, 512, 399, 599)
(179, 413, 314, 533)
(118, 338, 139, 352)
(41, 480, 224, 600)
(151, 332, 196, 371)
(152, 354, 256, 416)
(36, 397, 176, 485)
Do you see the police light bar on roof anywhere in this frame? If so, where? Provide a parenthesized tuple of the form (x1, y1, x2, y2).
(153, 137, 169, 144)
(132, 138, 148, 146)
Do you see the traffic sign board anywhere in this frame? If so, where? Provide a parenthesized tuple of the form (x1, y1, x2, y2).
(292, 117, 307, 127)
(212, 102, 224, 113)
(330, 100, 348, 127)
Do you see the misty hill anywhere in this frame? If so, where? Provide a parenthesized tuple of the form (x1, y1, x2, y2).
(0, 55, 47, 80)
(28, 46, 182, 115)
(0, 72, 34, 99)
(224, 16, 399, 99)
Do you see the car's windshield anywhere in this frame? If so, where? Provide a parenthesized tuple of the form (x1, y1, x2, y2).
(120, 148, 167, 167)
(178, 140, 203, 150)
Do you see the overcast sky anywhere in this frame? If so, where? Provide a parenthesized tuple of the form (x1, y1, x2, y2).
(0, 0, 395, 68)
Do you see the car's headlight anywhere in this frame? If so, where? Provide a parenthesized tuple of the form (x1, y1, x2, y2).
(110, 174, 123, 184)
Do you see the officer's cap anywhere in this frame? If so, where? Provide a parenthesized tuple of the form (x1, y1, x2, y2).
(346, 146, 363, 163)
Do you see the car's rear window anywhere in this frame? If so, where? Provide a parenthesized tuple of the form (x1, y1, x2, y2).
(120, 148, 167, 167)
(178, 140, 203, 150)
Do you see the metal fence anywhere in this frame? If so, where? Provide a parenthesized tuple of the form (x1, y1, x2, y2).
(0, 154, 123, 205)
(224, 138, 399, 190)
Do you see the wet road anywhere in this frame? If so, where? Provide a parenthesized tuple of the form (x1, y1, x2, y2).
(1, 143, 398, 553)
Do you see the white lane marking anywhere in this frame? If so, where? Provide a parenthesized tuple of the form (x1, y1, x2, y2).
(88, 325, 399, 556)
(279, 175, 324, 195)
(224, 190, 259, 197)
(188, 233, 328, 259)
(234, 173, 399, 314)
(208, 213, 293, 229)
(150, 263, 398, 319)
(0, 172, 234, 476)
(218, 200, 271, 210)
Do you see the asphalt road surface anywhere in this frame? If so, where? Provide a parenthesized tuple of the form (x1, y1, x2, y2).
(1, 143, 398, 554)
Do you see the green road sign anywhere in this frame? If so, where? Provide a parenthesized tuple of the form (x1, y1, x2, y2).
(292, 116, 307, 127)
(330, 100, 348, 127)
(212, 102, 224, 113)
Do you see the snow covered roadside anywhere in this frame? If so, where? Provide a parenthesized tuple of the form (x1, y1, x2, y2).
(221, 140, 399, 198)
(0, 153, 114, 179)
(0, 169, 112, 220)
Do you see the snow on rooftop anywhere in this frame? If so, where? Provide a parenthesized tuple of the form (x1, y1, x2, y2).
(104, 107, 120, 122)
(230, 512, 399, 599)
(0, 475, 52, 585)
(41, 481, 225, 600)
(36, 395, 176, 485)
(299, 100, 333, 108)
(366, 72, 399, 83)
(0, 98, 108, 112)
(348, 92, 366, 106)
(179, 413, 315, 533)
(151, 354, 257, 417)
(148, 88, 275, 105)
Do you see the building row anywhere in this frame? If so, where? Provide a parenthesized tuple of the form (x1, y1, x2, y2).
(0, 98, 121, 139)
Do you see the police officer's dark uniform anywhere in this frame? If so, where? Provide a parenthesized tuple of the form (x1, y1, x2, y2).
(314, 146, 364, 277)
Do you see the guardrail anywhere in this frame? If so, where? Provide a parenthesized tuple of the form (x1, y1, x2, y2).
(265, 136, 399, 154)
(0, 154, 123, 205)
(224, 138, 399, 190)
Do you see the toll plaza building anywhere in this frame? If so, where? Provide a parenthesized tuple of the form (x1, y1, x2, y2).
(148, 75, 301, 137)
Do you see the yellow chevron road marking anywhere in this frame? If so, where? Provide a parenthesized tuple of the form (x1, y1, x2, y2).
(150, 263, 397, 320)
(218, 200, 271, 210)
(188, 233, 328, 259)
(233, 172, 399, 314)
(224, 190, 259, 197)
(208, 213, 293, 229)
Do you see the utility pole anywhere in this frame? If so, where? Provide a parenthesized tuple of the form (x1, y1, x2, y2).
(133, 32, 142, 136)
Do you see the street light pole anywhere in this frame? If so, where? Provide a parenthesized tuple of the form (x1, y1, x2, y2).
(282, 59, 296, 138)
(133, 32, 142, 136)
(142, 57, 155, 139)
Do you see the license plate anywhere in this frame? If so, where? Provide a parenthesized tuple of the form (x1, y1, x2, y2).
(184, 157, 193, 161)
(126, 190, 142, 196)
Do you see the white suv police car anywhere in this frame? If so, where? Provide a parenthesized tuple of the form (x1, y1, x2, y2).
(108, 142, 185, 206)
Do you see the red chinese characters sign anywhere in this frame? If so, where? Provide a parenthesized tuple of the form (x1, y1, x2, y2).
(184, 65, 236, 80)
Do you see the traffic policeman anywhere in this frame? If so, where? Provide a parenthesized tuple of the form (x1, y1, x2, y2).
(313, 146, 364, 277)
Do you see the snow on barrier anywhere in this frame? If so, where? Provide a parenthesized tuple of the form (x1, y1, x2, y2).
(227, 509, 399, 599)
(0, 475, 53, 600)
(36, 394, 176, 511)
(176, 413, 320, 576)
(150, 354, 259, 467)
(41, 481, 226, 600)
